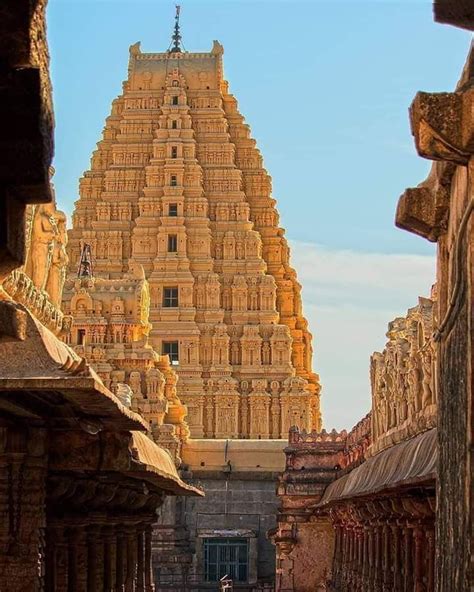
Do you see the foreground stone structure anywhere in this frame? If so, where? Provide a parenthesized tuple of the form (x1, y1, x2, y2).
(65, 35, 321, 439)
(0, 3, 202, 590)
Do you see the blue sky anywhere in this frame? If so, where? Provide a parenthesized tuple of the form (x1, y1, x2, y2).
(48, 0, 472, 429)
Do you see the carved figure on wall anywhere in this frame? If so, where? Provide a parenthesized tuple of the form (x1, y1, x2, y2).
(146, 368, 165, 399)
(26, 203, 59, 291)
(45, 210, 68, 306)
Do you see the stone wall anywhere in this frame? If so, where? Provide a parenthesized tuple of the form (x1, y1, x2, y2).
(153, 439, 286, 590)
(396, 43, 473, 592)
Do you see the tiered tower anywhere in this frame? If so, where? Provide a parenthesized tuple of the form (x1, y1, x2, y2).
(67, 37, 321, 438)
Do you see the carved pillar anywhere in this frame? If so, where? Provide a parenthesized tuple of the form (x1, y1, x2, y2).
(382, 524, 392, 592)
(104, 525, 117, 592)
(67, 525, 87, 592)
(125, 526, 137, 591)
(46, 526, 68, 592)
(362, 526, 370, 591)
(116, 527, 127, 592)
(413, 526, 425, 592)
(368, 528, 376, 592)
(334, 523, 343, 588)
(341, 526, 349, 589)
(87, 525, 102, 591)
(425, 528, 435, 592)
(346, 525, 353, 590)
(356, 527, 364, 592)
(374, 525, 383, 592)
(144, 524, 154, 592)
(391, 524, 402, 592)
(136, 524, 145, 592)
(403, 526, 413, 592)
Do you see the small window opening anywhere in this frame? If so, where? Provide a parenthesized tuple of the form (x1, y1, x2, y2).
(172, 96, 179, 105)
(171, 146, 178, 159)
(167, 234, 178, 253)
(170, 175, 177, 187)
(78, 329, 86, 345)
(171, 120, 178, 129)
(163, 287, 179, 308)
(169, 203, 178, 217)
(204, 538, 249, 583)
(162, 341, 179, 364)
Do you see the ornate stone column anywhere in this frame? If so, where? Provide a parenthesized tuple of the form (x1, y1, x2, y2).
(333, 523, 342, 588)
(390, 524, 402, 592)
(403, 526, 413, 592)
(125, 525, 138, 591)
(382, 524, 392, 592)
(425, 528, 435, 592)
(362, 526, 370, 591)
(144, 524, 154, 592)
(136, 524, 145, 592)
(67, 525, 87, 592)
(413, 526, 425, 592)
(374, 525, 383, 592)
(116, 526, 127, 592)
(104, 525, 117, 592)
(87, 524, 103, 591)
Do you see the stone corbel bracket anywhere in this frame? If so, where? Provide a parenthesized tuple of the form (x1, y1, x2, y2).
(396, 84, 473, 240)
(396, 161, 455, 241)
(410, 90, 473, 165)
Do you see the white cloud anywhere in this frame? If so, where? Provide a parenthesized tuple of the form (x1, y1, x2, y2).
(289, 241, 436, 431)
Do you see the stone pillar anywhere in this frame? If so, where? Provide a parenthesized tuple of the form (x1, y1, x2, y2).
(136, 524, 145, 592)
(116, 526, 127, 592)
(87, 525, 102, 591)
(425, 528, 435, 592)
(375, 525, 383, 592)
(413, 526, 425, 592)
(0, 428, 48, 592)
(66, 526, 86, 592)
(391, 524, 402, 592)
(333, 524, 342, 587)
(104, 525, 117, 592)
(382, 524, 392, 592)
(46, 526, 68, 592)
(403, 526, 413, 592)
(125, 525, 137, 591)
(357, 527, 364, 592)
(368, 528, 376, 592)
(144, 524, 154, 592)
(362, 527, 370, 591)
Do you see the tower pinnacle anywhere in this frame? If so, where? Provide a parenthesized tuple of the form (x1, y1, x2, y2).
(169, 5, 182, 53)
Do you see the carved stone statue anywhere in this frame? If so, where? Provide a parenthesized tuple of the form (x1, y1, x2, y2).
(45, 210, 68, 306)
(26, 203, 58, 291)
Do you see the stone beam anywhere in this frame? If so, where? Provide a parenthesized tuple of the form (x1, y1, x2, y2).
(0, 0, 54, 281)
(433, 0, 474, 31)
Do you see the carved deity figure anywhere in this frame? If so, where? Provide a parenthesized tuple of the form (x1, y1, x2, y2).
(129, 371, 142, 397)
(45, 210, 68, 306)
(26, 203, 59, 291)
(146, 368, 165, 400)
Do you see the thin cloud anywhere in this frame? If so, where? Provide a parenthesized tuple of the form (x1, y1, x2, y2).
(289, 241, 436, 431)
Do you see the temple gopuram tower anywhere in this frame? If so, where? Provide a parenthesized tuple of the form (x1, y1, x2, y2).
(66, 32, 321, 439)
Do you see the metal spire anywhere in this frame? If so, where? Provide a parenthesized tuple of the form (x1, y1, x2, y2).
(169, 5, 182, 53)
(77, 243, 93, 278)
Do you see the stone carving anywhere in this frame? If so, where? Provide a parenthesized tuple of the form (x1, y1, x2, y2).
(369, 295, 437, 456)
